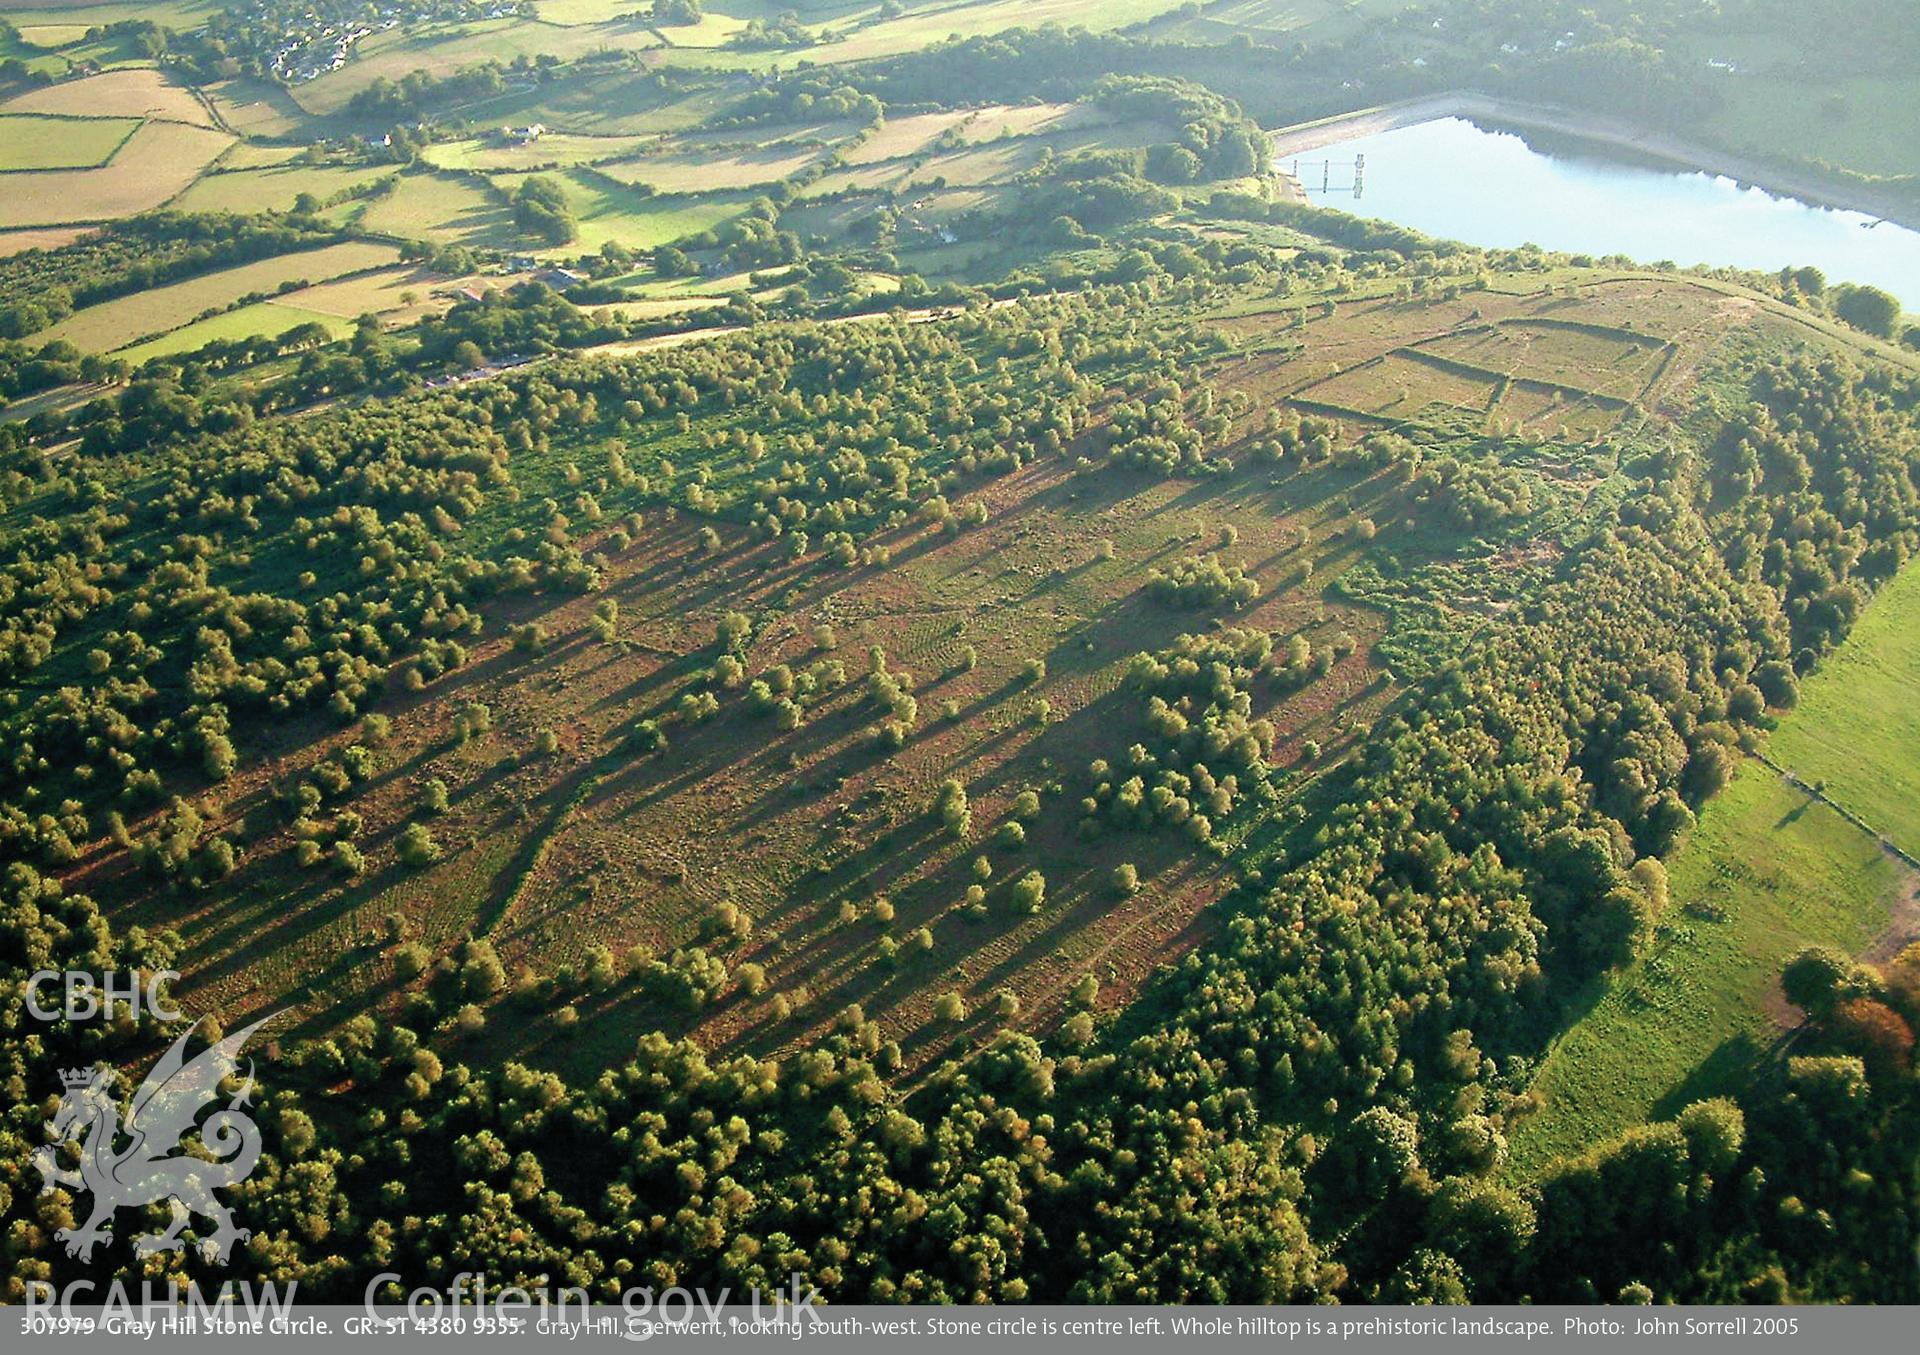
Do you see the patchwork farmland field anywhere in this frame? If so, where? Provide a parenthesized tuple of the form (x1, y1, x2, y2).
(596, 142, 833, 193)
(276, 262, 471, 324)
(109, 297, 353, 362)
(0, 118, 231, 226)
(287, 16, 663, 117)
(0, 1, 220, 31)
(748, 0, 1193, 65)
(213, 141, 309, 170)
(0, 65, 217, 125)
(838, 104, 1086, 166)
(355, 169, 517, 248)
(172, 163, 400, 216)
(421, 131, 655, 172)
(35, 239, 404, 352)
(0, 223, 86, 256)
(199, 74, 310, 138)
(0, 112, 137, 169)
(481, 69, 733, 136)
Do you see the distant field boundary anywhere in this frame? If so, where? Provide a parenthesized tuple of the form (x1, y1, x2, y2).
(1265, 90, 1920, 233)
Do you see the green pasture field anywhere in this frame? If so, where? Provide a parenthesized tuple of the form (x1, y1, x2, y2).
(288, 16, 662, 118)
(421, 132, 655, 173)
(1509, 768, 1910, 1176)
(892, 235, 1003, 277)
(0, 25, 69, 74)
(793, 159, 909, 196)
(0, 118, 230, 227)
(781, 196, 895, 250)
(1661, 11, 1920, 183)
(530, 0, 640, 24)
(804, 117, 1169, 201)
(651, 0, 1179, 72)
(364, 162, 754, 260)
(803, 138, 1048, 197)
(472, 71, 732, 137)
(279, 263, 466, 323)
(595, 140, 832, 192)
(172, 163, 398, 215)
(645, 10, 751, 47)
(911, 184, 1002, 223)
(589, 293, 726, 322)
(0, 66, 215, 125)
(534, 0, 809, 37)
(787, 0, 1192, 65)
(1699, 71, 1920, 189)
(25, 26, 149, 67)
(356, 170, 517, 249)
(36, 239, 402, 351)
(0, 1, 219, 30)
(631, 268, 755, 300)
(200, 76, 312, 139)
(214, 142, 308, 171)
(1510, 559, 1920, 1175)
(10, 22, 85, 46)
(112, 298, 353, 364)
(1141, 0, 1392, 43)
(488, 168, 754, 253)
(840, 109, 973, 164)
(0, 112, 136, 170)
(841, 104, 1079, 165)
(1768, 562, 1920, 855)
(675, 119, 861, 151)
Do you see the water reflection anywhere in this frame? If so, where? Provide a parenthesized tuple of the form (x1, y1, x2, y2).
(1299, 117, 1920, 308)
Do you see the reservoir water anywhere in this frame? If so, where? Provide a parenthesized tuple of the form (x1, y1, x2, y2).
(1295, 116, 1920, 309)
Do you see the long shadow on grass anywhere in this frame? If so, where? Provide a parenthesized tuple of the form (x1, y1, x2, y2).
(163, 851, 417, 1004)
(163, 743, 561, 991)
(756, 821, 984, 983)
(1649, 1030, 1795, 1123)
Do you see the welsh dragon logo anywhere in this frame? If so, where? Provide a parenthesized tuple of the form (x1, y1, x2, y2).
(34, 1015, 277, 1264)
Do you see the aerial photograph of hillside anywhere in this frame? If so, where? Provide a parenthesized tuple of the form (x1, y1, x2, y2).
(1, 1, 1917, 1348)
